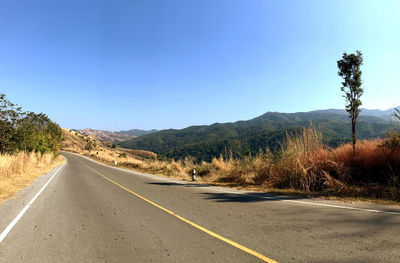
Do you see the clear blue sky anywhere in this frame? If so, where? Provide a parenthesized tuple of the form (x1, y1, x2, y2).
(1, 0, 399, 131)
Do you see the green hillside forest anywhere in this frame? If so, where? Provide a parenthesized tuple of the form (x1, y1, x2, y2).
(119, 110, 396, 162)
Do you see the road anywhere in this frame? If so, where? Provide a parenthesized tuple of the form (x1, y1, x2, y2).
(0, 152, 400, 262)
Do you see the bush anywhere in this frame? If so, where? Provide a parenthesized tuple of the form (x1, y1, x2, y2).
(85, 141, 94, 151)
(195, 165, 210, 177)
(380, 108, 400, 157)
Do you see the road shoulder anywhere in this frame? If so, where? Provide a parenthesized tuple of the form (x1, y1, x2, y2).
(0, 161, 66, 236)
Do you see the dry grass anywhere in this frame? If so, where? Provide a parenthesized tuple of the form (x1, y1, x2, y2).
(0, 152, 64, 204)
(61, 128, 156, 160)
(118, 148, 157, 159)
(61, 128, 190, 179)
(62, 126, 400, 202)
(61, 128, 88, 152)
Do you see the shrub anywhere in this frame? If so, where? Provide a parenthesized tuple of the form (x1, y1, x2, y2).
(85, 141, 94, 151)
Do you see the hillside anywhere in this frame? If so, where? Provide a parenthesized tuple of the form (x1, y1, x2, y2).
(76, 128, 158, 143)
(118, 109, 397, 161)
(117, 129, 158, 137)
(61, 128, 157, 160)
(77, 128, 137, 143)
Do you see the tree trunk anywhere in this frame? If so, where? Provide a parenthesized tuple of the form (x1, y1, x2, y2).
(352, 118, 356, 153)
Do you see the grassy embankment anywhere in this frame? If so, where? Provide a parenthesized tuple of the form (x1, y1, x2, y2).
(0, 152, 63, 203)
(62, 127, 400, 202)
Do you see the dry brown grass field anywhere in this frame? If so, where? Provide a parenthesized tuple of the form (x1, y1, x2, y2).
(0, 152, 64, 204)
(61, 127, 400, 202)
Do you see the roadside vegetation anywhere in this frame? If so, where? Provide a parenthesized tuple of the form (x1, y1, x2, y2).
(118, 113, 392, 163)
(0, 94, 63, 203)
(0, 152, 63, 203)
(63, 117, 400, 202)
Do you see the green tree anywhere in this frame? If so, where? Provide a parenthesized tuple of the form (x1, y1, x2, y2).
(337, 50, 364, 153)
(0, 94, 23, 153)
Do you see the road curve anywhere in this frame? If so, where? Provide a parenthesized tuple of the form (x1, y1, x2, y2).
(0, 152, 399, 262)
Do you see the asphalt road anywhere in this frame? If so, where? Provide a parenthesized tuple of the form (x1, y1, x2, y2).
(1, 152, 400, 262)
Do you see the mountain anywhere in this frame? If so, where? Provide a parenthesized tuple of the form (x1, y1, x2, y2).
(313, 106, 399, 120)
(118, 108, 399, 162)
(117, 129, 158, 137)
(78, 128, 137, 143)
(76, 128, 158, 143)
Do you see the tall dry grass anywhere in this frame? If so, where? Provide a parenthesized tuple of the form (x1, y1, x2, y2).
(273, 127, 330, 191)
(200, 127, 343, 192)
(0, 152, 64, 203)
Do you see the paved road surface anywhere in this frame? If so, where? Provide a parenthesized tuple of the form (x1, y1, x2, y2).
(0, 152, 399, 262)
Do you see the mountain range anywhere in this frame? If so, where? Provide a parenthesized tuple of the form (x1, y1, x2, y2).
(77, 128, 158, 143)
(314, 107, 397, 119)
(118, 107, 399, 162)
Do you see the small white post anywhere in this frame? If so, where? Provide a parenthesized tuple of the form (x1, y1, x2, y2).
(192, 168, 196, 181)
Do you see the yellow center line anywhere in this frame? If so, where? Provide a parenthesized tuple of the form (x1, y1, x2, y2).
(76, 157, 278, 263)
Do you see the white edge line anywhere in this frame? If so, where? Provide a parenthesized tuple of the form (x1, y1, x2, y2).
(62, 151, 400, 216)
(252, 195, 400, 215)
(201, 187, 400, 215)
(0, 164, 64, 244)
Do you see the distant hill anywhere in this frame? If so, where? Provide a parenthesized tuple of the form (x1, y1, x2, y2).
(78, 128, 137, 143)
(117, 129, 158, 137)
(313, 106, 399, 120)
(118, 107, 399, 162)
(61, 128, 157, 160)
(77, 128, 158, 143)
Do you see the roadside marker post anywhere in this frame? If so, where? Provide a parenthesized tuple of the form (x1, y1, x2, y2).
(192, 168, 196, 181)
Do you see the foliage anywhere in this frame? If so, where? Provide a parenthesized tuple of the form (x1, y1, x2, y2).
(378, 108, 400, 185)
(337, 50, 364, 152)
(0, 94, 62, 154)
(85, 141, 95, 151)
(380, 109, 400, 153)
(119, 110, 391, 162)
